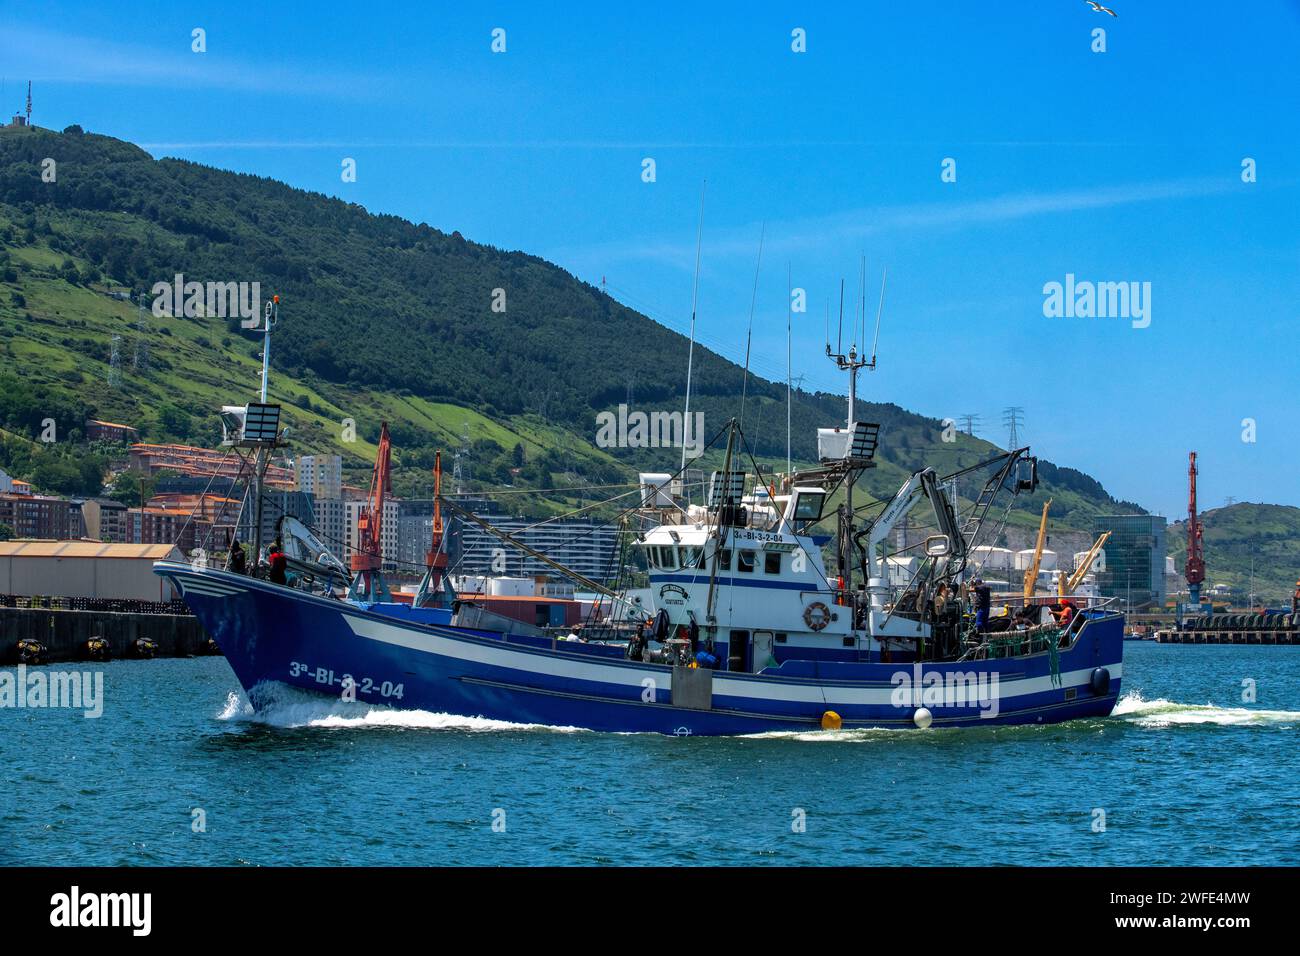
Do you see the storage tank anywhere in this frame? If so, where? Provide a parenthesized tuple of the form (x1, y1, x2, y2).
(1074, 549, 1107, 573)
(970, 546, 1013, 571)
(1015, 549, 1057, 571)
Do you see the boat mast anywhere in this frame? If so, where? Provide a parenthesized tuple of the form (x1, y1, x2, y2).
(786, 263, 792, 481)
(252, 295, 280, 564)
(680, 182, 706, 479)
(703, 419, 739, 633)
(823, 265, 886, 593)
(826, 289, 870, 592)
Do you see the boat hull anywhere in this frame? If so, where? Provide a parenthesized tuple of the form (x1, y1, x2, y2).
(156, 562, 1124, 736)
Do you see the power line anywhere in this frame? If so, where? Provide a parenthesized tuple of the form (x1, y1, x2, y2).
(1002, 406, 1025, 450)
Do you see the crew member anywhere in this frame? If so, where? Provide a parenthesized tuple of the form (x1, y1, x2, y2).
(1053, 599, 1076, 630)
(268, 538, 288, 585)
(972, 579, 992, 632)
(226, 538, 246, 575)
(627, 623, 647, 662)
(932, 583, 950, 617)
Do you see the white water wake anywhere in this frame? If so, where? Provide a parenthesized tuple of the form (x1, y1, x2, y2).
(215, 688, 588, 734)
(1113, 692, 1300, 728)
(212, 685, 1297, 738)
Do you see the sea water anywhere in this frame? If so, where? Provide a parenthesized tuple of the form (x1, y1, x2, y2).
(2, 642, 1296, 866)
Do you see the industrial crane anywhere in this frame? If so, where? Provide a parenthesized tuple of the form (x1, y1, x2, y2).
(1185, 451, 1205, 606)
(414, 451, 450, 608)
(1022, 498, 1053, 604)
(349, 422, 392, 602)
(1058, 530, 1111, 597)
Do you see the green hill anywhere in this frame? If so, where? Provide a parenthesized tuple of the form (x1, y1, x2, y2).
(1, 123, 1146, 530)
(1167, 503, 1300, 606)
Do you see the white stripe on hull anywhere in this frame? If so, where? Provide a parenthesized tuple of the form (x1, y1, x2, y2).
(342, 613, 1119, 707)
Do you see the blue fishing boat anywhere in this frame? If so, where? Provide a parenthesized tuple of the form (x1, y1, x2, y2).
(154, 555, 1122, 734)
(156, 317, 1123, 735)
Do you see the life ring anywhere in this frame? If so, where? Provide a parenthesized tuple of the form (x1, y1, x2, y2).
(804, 601, 832, 631)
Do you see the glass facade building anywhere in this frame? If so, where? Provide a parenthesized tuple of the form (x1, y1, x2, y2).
(1091, 514, 1167, 610)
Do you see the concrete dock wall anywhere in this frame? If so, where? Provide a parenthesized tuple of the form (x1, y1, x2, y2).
(1, 607, 214, 663)
(1157, 629, 1300, 644)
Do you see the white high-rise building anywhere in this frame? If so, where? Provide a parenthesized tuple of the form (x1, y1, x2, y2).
(297, 454, 342, 500)
(346, 499, 400, 571)
(313, 497, 349, 562)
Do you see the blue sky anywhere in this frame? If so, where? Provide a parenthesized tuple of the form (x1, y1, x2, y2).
(3, 1, 1298, 517)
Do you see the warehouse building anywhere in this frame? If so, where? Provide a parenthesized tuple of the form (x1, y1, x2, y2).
(0, 540, 182, 602)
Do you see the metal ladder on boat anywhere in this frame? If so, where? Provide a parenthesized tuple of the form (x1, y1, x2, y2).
(958, 452, 1024, 551)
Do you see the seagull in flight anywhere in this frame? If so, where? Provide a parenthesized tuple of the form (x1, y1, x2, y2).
(1085, 0, 1118, 15)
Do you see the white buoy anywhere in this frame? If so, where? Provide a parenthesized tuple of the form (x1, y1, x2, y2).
(913, 707, 933, 729)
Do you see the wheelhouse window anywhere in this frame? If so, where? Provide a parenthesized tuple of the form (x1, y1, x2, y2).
(680, 546, 703, 569)
(658, 546, 678, 570)
(764, 552, 782, 574)
(737, 550, 756, 573)
(716, 548, 732, 570)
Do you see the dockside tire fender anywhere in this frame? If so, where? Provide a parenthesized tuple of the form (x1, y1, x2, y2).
(1090, 667, 1111, 696)
(803, 601, 831, 631)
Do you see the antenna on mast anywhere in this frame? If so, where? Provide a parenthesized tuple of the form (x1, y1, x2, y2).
(868, 266, 886, 369)
(835, 279, 844, 355)
(786, 262, 792, 480)
(857, 254, 866, 350)
(738, 221, 765, 430)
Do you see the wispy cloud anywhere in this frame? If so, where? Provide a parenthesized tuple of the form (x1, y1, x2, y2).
(133, 138, 1122, 151)
(0, 23, 371, 98)
(551, 177, 1247, 271)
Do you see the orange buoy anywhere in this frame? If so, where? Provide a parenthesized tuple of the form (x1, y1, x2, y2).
(821, 710, 842, 731)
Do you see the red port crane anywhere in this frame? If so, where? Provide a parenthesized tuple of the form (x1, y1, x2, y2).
(1185, 451, 1205, 606)
(349, 421, 392, 602)
(418, 450, 449, 605)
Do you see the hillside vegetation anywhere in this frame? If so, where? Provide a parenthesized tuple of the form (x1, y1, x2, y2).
(1167, 503, 1300, 605)
(0, 123, 1146, 530)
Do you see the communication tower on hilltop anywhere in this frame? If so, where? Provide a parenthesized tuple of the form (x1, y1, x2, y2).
(6, 80, 32, 127)
(132, 294, 151, 372)
(1002, 406, 1025, 450)
(452, 422, 471, 494)
(108, 334, 123, 388)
